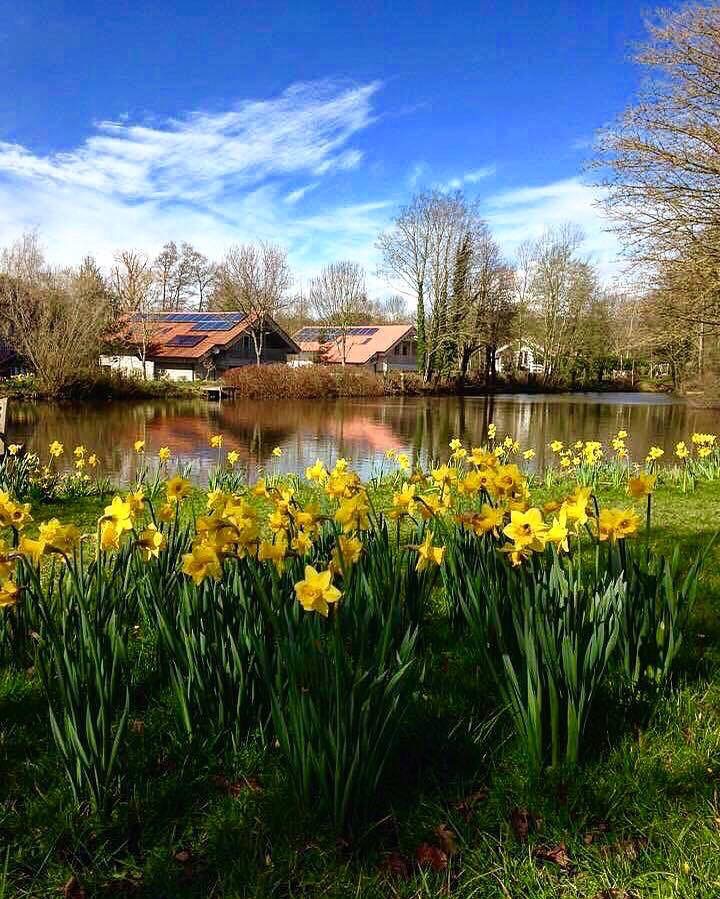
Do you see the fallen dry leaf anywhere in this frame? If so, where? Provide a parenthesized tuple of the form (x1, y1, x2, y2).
(591, 891, 639, 899)
(415, 842, 448, 871)
(601, 836, 648, 860)
(379, 851, 411, 880)
(211, 774, 262, 796)
(454, 786, 488, 820)
(434, 824, 458, 855)
(533, 842, 572, 870)
(510, 806, 539, 841)
(583, 819, 610, 845)
(173, 849, 192, 865)
(62, 876, 86, 899)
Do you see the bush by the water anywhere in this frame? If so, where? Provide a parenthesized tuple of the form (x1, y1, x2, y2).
(223, 362, 426, 398)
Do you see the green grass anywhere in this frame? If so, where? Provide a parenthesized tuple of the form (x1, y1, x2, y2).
(2, 480, 720, 897)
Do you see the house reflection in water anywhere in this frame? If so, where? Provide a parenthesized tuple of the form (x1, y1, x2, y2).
(5, 393, 711, 484)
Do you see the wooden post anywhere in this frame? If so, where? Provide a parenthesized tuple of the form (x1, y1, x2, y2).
(0, 396, 8, 458)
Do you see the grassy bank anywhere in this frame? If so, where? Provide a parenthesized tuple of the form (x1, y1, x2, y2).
(0, 434, 720, 896)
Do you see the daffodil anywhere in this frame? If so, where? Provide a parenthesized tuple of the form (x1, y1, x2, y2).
(411, 531, 445, 572)
(166, 475, 191, 503)
(18, 536, 47, 565)
(294, 565, 341, 616)
(49, 441, 64, 458)
(523, 449, 536, 461)
(210, 434, 223, 449)
(157, 503, 175, 523)
(272, 446, 282, 457)
(675, 441, 689, 460)
(331, 534, 363, 572)
(88, 454, 98, 468)
(646, 446, 664, 463)
(182, 544, 222, 584)
(550, 440, 564, 453)
(388, 483, 416, 519)
(127, 489, 145, 515)
(627, 472, 656, 499)
(227, 450, 239, 466)
(291, 531, 314, 556)
(8, 444, 21, 456)
(597, 507, 640, 542)
(503, 508, 547, 551)
(0, 579, 19, 607)
(487, 423, 497, 440)
(463, 503, 505, 537)
(134, 439, 145, 454)
(102, 496, 134, 534)
(544, 509, 569, 553)
(259, 535, 288, 573)
(430, 465, 457, 488)
(99, 520, 121, 552)
(306, 459, 328, 483)
(158, 446, 171, 463)
(74, 445, 86, 458)
(395, 452, 410, 471)
(38, 519, 80, 555)
(137, 525, 167, 561)
(335, 493, 370, 533)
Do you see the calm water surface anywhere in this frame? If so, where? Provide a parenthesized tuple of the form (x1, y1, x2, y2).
(6, 393, 720, 483)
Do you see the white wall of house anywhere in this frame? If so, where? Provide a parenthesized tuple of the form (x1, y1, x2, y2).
(100, 354, 155, 379)
(154, 362, 196, 382)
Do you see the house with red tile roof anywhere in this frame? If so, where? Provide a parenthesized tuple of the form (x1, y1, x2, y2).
(101, 311, 300, 381)
(293, 324, 416, 371)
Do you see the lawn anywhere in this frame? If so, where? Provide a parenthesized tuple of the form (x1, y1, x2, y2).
(1, 476, 720, 898)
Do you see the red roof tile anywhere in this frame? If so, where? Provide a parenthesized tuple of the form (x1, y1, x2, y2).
(293, 324, 415, 365)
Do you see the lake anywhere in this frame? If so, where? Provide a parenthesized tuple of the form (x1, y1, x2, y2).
(6, 393, 719, 482)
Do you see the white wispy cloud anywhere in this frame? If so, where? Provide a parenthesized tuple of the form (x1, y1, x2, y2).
(483, 176, 621, 279)
(284, 183, 320, 205)
(0, 79, 390, 284)
(438, 166, 496, 191)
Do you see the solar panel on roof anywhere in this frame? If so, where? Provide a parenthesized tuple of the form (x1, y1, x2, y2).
(190, 321, 237, 332)
(167, 334, 205, 348)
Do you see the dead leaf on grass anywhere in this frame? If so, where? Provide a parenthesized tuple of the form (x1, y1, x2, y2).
(415, 842, 448, 871)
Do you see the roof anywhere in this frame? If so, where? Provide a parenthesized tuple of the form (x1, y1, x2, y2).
(293, 324, 415, 365)
(120, 311, 299, 360)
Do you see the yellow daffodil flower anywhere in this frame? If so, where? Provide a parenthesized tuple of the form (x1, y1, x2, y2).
(627, 472, 656, 499)
(411, 531, 445, 572)
(166, 476, 191, 503)
(182, 544, 222, 584)
(294, 565, 341, 616)
(137, 525, 167, 561)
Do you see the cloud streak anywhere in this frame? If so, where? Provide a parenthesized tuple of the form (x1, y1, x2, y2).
(0, 80, 397, 288)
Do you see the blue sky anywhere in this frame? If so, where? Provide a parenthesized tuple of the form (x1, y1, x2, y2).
(0, 1, 675, 292)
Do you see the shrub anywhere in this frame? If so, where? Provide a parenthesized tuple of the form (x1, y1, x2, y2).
(223, 363, 426, 399)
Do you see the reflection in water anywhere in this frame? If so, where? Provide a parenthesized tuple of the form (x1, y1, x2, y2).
(6, 393, 720, 483)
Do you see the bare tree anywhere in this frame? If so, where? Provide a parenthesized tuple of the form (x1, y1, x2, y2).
(597, 6, 720, 272)
(215, 242, 292, 365)
(183, 245, 216, 311)
(377, 193, 434, 370)
(378, 190, 474, 380)
(308, 261, 367, 365)
(111, 250, 156, 379)
(0, 233, 112, 395)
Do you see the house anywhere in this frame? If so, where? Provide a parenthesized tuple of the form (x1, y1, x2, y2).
(100, 311, 300, 382)
(293, 324, 417, 372)
(495, 340, 544, 376)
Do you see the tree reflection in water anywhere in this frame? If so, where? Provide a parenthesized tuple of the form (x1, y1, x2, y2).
(6, 393, 716, 483)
